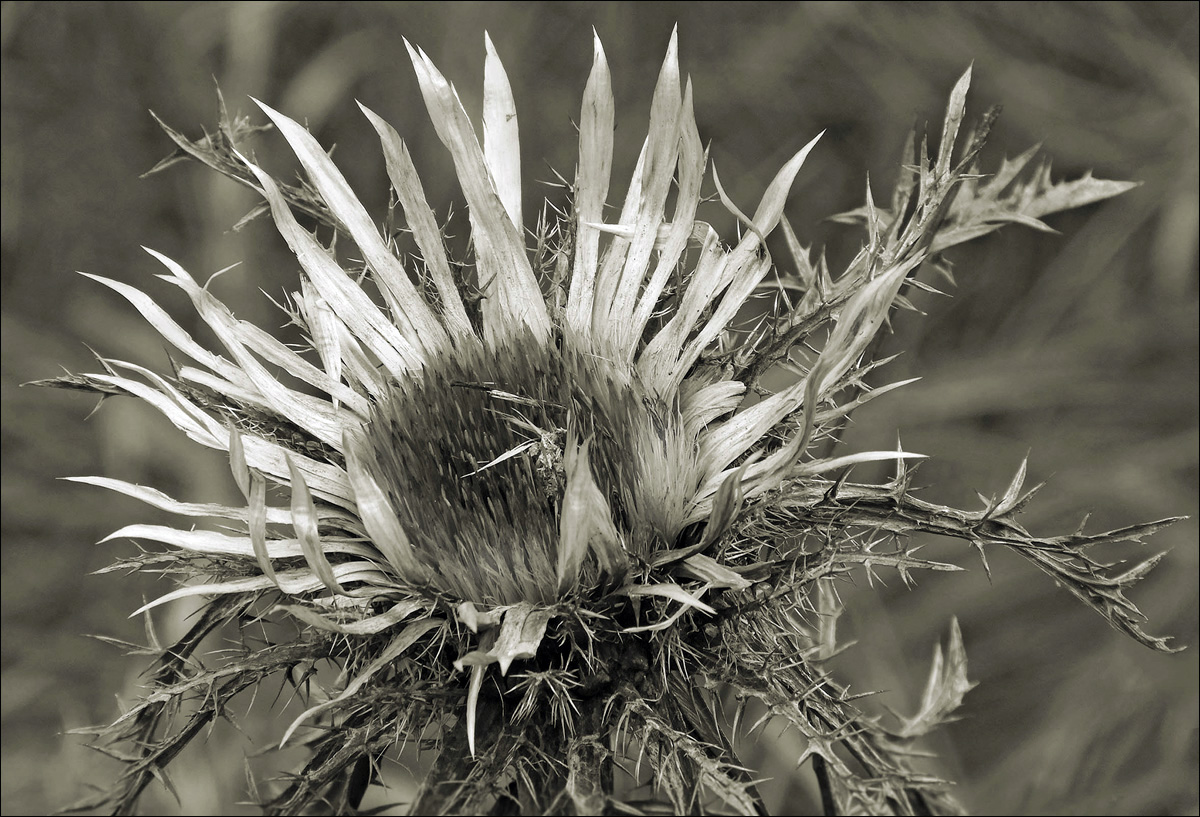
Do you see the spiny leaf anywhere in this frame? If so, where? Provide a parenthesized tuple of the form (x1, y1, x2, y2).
(758, 479, 1183, 653)
(890, 618, 977, 739)
(936, 65, 972, 180)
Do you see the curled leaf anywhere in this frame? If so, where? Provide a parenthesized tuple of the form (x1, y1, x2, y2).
(287, 454, 344, 597)
(676, 554, 752, 591)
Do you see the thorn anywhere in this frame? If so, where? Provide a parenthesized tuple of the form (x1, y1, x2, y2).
(971, 540, 992, 581)
(1074, 512, 1092, 536)
(891, 433, 912, 496)
(824, 468, 851, 505)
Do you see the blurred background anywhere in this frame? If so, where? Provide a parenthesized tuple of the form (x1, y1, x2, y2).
(2, 2, 1196, 814)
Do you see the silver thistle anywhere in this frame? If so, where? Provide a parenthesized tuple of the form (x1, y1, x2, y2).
(43, 29, 1180, 816)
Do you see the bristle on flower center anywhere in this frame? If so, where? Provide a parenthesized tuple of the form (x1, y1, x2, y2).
(364, 332, 658, 604)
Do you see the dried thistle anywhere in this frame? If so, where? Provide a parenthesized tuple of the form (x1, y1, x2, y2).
(41, 28, 1181, 817)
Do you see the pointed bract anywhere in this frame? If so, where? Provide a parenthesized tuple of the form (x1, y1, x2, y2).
(254, 99, 449, 353)
(482, 32, 522, 229)
(360, 103, 477, 345)
(403, 40, 550, 345)
(565, 30, 615, 337)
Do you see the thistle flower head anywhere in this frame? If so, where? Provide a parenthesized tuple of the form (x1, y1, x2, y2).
(51, 28, 1178, 816)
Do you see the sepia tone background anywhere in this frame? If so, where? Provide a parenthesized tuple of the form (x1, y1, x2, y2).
(2, 2, 1196, 814)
